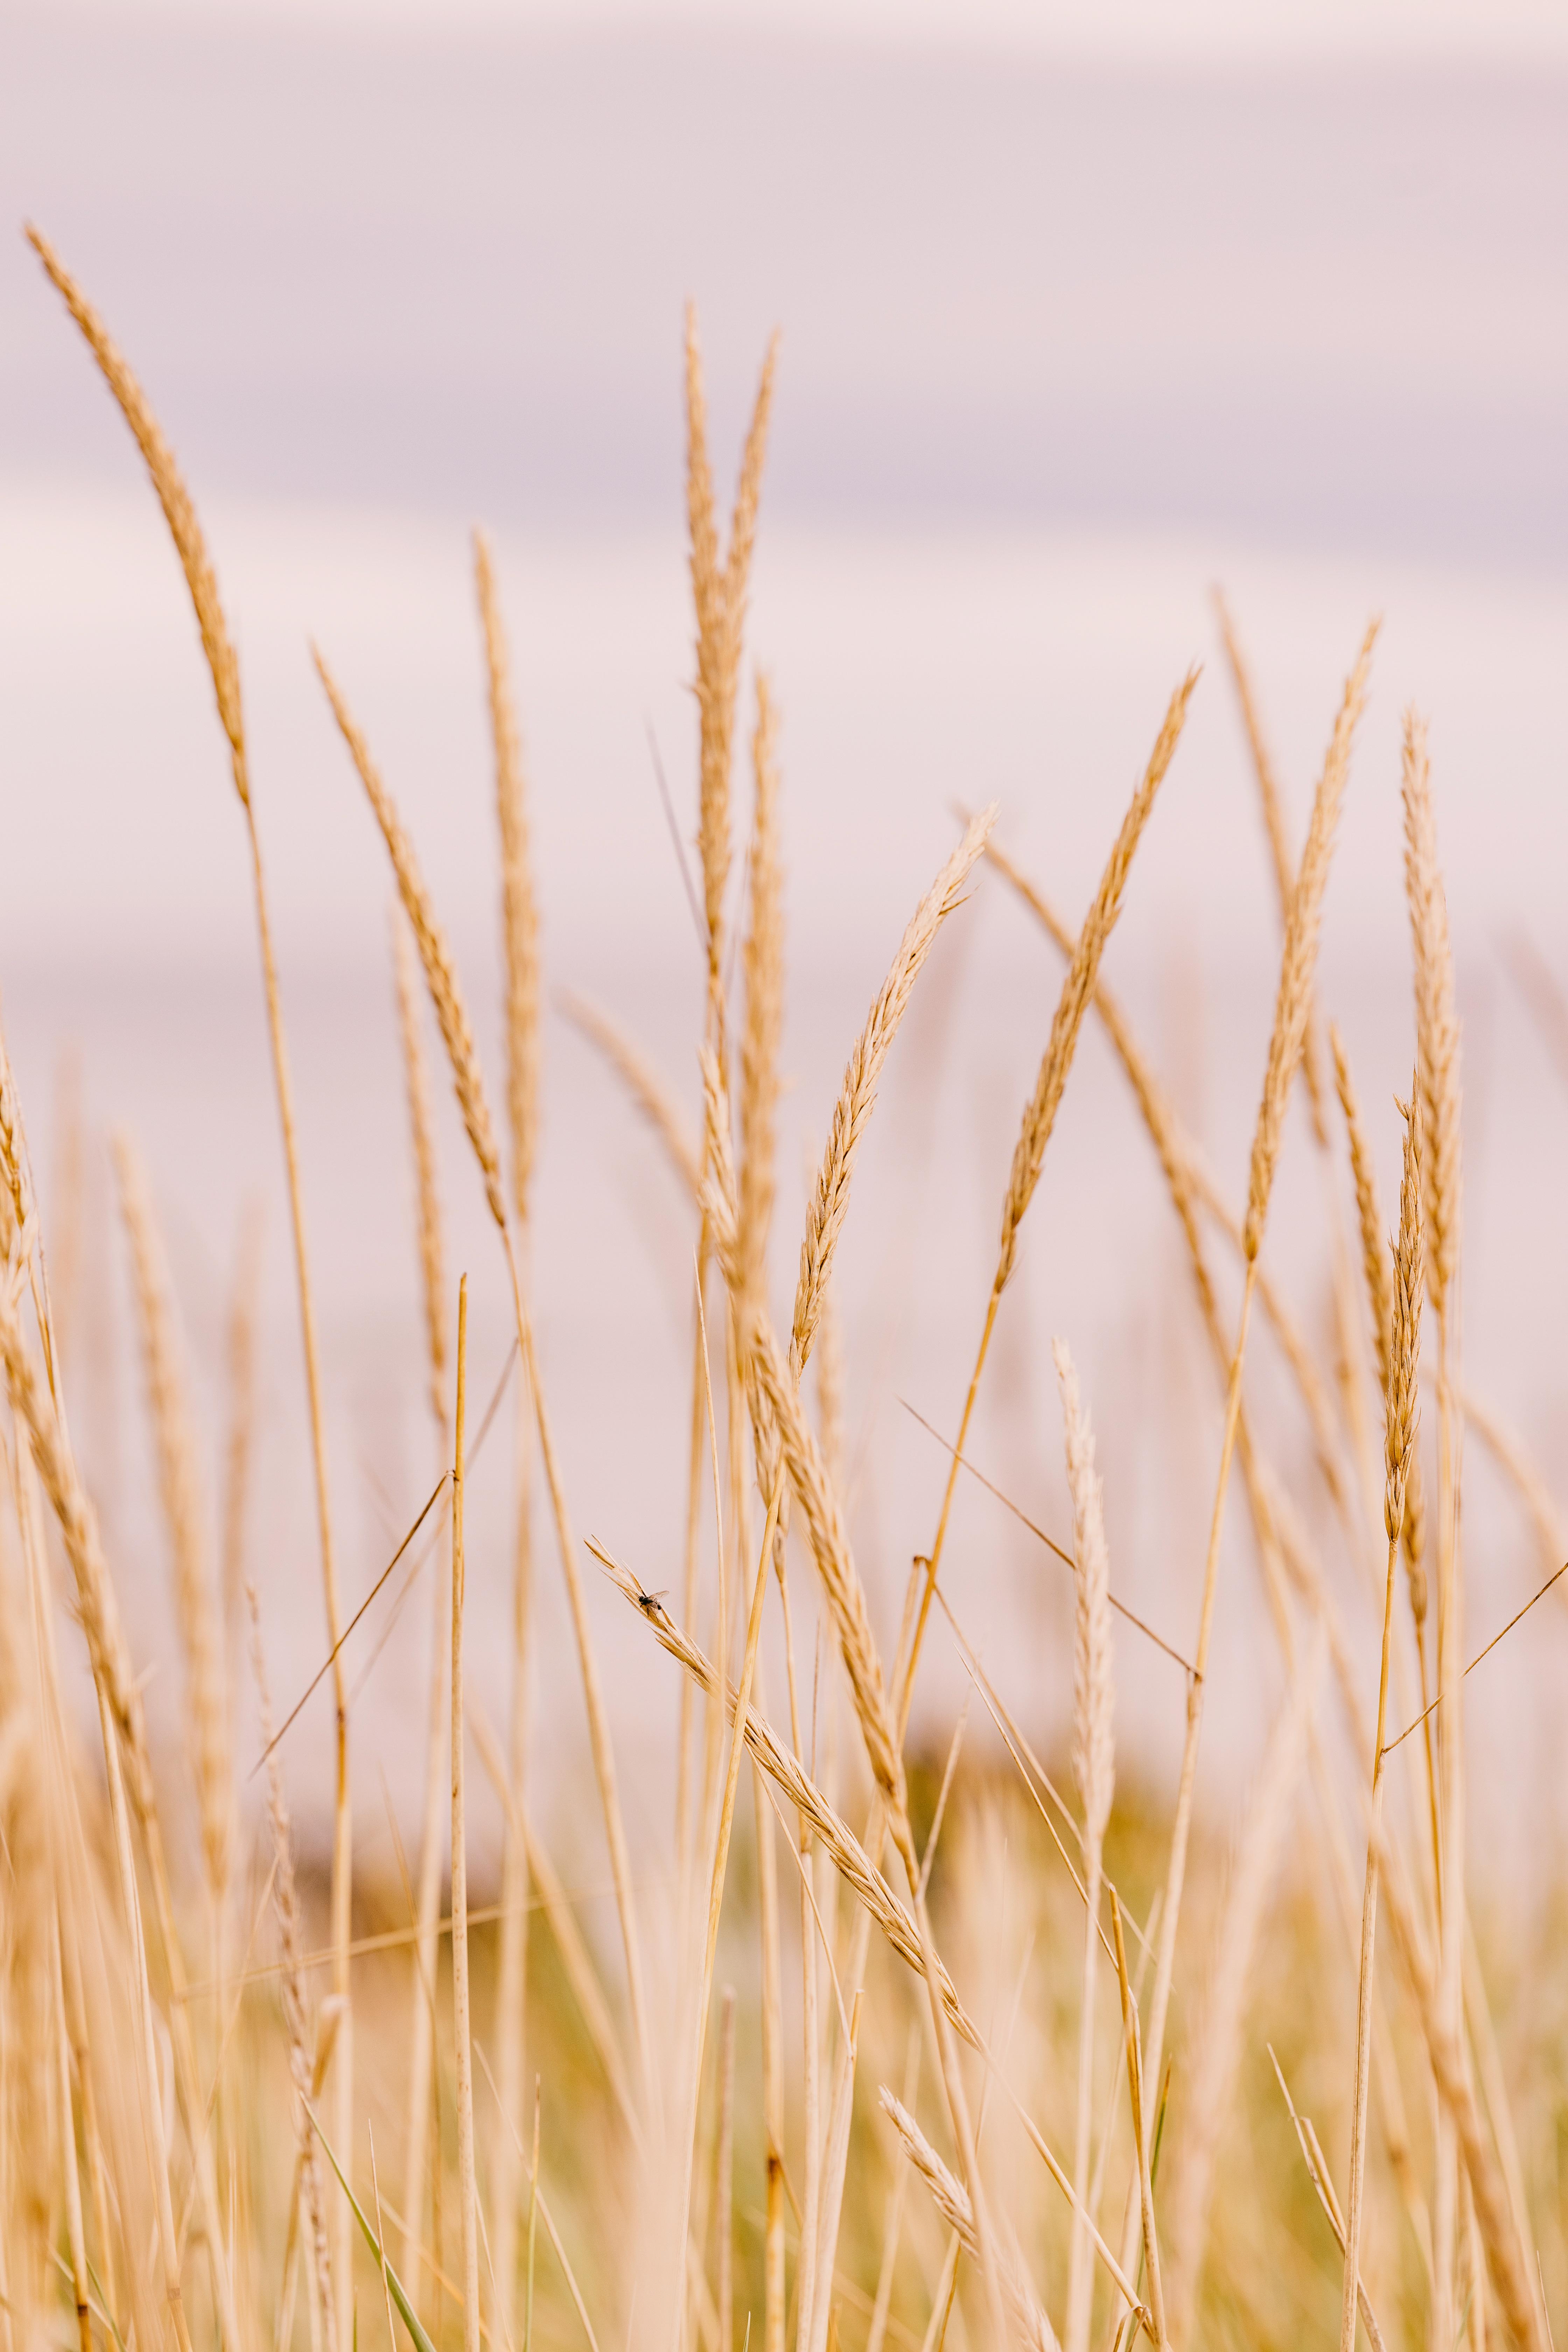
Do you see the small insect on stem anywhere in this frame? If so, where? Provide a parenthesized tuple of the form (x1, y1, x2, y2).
(636, 1587, 669, 1618)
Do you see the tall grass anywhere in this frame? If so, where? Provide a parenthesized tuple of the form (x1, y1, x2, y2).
(2, 226, 1565, 2352)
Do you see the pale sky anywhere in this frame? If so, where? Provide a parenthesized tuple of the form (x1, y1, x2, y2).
(56, 0, 1568, 55)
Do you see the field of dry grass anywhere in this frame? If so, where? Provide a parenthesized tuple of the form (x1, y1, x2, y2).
(2, 225, 1566, 2352)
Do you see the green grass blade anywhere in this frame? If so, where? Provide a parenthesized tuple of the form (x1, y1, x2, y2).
(305, 2098, 440, 2352)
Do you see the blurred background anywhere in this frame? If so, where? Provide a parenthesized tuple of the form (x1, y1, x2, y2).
(2, 0, 1566, 1900)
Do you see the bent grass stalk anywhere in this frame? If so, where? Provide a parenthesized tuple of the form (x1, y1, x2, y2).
(904, 673, 1196, 1731)
(476, 526, 540, 2340)
(29, 225, 353, 2347)
(1141, 622, 1374, 2127)
(450, 1278, 481, 2352)
(391, 904, 455, 2294)
(315, 651, 652, 2112)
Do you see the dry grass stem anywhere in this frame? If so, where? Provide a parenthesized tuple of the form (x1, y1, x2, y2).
(246, 1578, 337, 2352)
(739, 676, 785, 1324)
(450, 1276, 482, 2352)
(791, 803, 996, 1377)
(907, 675, 1195, 1740)
(1331, 1024, 1428, 1615)
(877, 2091, 1058, 2352)
(1053, 1338, 1113, 2352)
(318, 651, 507, 1228)
(476, 529, 541, 1230)
(1244, 622, 1376, 1261)
(113, 1132, 232, 1915)
(1339, 1098, 1423, 2352)
(686, 309, 778, 984)
(393, 907, 450, 1431)
(475, 529, 540, 2337)
(1165, 1654, 1315, 2340)
(30, 229, 353, 2336)
(1402, 715, 1462, 1324)
(1214, 588, 1330, 1139)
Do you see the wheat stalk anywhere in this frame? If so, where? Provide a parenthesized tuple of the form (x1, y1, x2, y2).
(448, 1278, 482, 2352)
(1139, 625, 1374, 2154)
(246, 1577, 337, 2352)
(1214, 589, 1330, 1142)
(29, 229, 353, 2334)
(392, 909, 449, 1429)
(1339, 1095, 1423, 2352)
(25, 229, 247, 807)
(877, 2093, 1060, 2352)
(739, 676, 785, 1323)
(1330, 1025, 1428, 1618)
(390, 899, 455, 2289)
(474, 530, 539, 2338)
(1401, 707, 1465, 2331)
(475, 530, 541, 1231)
(1402, 715, 1461, 1325)
(319, 658, 649, 2106)
(1244, 622, 1377, 1261)
(1054, 1338, 1113, 2352)
(702, 1051, 902, 1807)
(113, 1134, 233, 1926)
(1165, 1654, 1315, 2342)
(792, 804, 995, 1378)
(686, 309, 778, 985)
(318, 651, 506, 1226)
(906, 676, 1195, 1737)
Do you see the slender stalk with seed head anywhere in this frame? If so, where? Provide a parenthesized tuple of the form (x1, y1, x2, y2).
(735, 673, 790, 2352)
(1341, 1097, 1422, 2352)
(28, 223, 353, 2342)
(316, 652, 650, 2107)
(904, 674, 1194, 1725)
(700, 1052, 1013, 2351)
(1166, 1649, 1317, 2342)
(1, 1069, 245, 2352)
(391, 903, 453, 2289)
(792, 805, 996, 1383)
(1402, 707, 1465, 2335)
(740, 678, 784, 1330)
(1055, 1339, 1114, 2352)
(246, 1577, 337, 2352)
(477, 526, 541, 2336)
(1332, 1023, 1440, 1885)
(1214, 588, 1331, 1142)
(449, 1277, 481, 2352)
(983, 823, 1441, 2297)
(686, 309, 778, 1012)
(1141, 623, 1374, 2127)
(112, 1133, 232, 1935)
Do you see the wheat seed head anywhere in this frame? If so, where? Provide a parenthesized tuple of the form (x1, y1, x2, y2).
(475, 529, 541, 1228)
(1385, 1093, 1424, 1546)
(27, 226, 248, 808)
(793, 802, 996, 1375)
(1053, 1338, 1114, 1852)
(315, 648, 507, 1230)
(997, 670, 1196, 1293)
(1401, 710, 1461, 1323)
(391, 905, 449, 1426)
(1331, 1020, 1427, 1608)
(738, 675, 785, 1324)
(113, 1131, 232, 1902)
(1243, 620, 1377, 1262)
